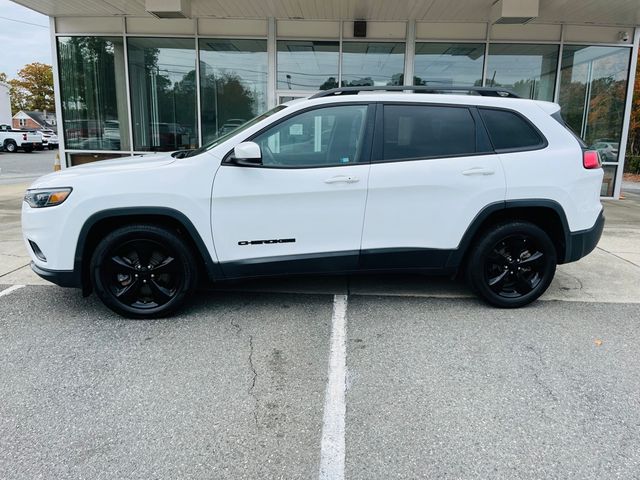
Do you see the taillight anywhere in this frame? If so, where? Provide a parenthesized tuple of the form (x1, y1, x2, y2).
(22, 133, 27, 141)
(583, 150, 601, 169)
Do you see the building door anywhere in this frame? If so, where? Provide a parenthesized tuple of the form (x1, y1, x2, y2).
(211, 103, 374, 278)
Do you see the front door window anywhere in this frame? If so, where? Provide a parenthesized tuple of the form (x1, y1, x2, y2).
(251, 105, 369, 167)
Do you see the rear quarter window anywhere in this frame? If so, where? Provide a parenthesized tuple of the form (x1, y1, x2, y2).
(479, 108, 545, 151)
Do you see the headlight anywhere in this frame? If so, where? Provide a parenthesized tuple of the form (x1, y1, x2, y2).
(24, 188, 72, 208)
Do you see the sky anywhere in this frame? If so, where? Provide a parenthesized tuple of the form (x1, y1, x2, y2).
(0, 0, 51, 79)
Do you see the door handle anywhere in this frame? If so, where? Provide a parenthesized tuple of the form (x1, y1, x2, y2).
(324, 175, 359, 184)
(462, 167, 495, 176)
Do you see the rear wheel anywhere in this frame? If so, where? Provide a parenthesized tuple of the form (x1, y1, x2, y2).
(466, 221, 557, 308)
(4, 140, 16, 153)
(90, 224, 198, 318)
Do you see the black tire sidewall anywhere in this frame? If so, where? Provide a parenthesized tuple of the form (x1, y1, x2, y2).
(5, 141, 16, 152)
(90, 225, 197, 318)
(467, 222, 557, 308)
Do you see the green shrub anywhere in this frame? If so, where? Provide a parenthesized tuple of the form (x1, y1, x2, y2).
(627, 155, 640, 174)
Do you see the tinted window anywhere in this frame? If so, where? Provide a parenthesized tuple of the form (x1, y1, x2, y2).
(252, 105, 368, 167)
(382, 105, 476, 160)
(479, 108, 543, 151)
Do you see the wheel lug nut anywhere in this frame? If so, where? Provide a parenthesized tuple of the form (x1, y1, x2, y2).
(143, 279, 147, 283)
(150, 274, 155, 278)
(134, 274, 138, 278)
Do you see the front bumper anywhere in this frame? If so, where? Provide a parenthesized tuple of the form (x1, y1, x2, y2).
(31, 262, 81, 288)
(564, 210, 605, 263)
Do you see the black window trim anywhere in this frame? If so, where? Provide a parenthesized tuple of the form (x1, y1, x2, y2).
(222, 102, 376, 169)
(370, 101, 495, 164)
(477, 105, 549, 154)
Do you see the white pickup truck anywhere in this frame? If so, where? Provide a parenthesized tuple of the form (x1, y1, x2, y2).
(0, 124, 43, 153)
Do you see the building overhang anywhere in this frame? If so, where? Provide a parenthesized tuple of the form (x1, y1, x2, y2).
(10, 0, 640, 27)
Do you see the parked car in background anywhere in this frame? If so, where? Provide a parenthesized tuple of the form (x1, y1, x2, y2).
(38, 129, 59, 149)
(0, 124, 42, 153)
(217, 118, 246, 136)
(591, 140, 619, 162)
(103, 120, 121, 143)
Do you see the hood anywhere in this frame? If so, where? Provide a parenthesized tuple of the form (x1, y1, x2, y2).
(29, 153, 177, 189)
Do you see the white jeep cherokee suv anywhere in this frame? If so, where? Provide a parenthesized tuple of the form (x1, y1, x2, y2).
(22, 86, 604, 318)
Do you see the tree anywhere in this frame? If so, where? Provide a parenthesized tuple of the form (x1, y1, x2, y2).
(0, 72, 7, 82)
(627, 51, 640, 158)
(8, 62, 54, 113)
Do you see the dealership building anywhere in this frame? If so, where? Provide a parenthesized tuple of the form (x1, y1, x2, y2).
(11, 0, 640, 197)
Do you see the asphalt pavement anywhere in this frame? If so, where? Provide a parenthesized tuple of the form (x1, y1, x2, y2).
(0, 149, 57, 185)
(0, 286, 639, 479)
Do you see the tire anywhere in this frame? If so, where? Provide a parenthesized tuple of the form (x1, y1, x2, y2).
(466, 221, 557, 308)
(4, 141, 17, 153)
(90, 224, 198, 319)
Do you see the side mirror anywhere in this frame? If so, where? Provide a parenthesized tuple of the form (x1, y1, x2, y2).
(232, 141, 262, 166)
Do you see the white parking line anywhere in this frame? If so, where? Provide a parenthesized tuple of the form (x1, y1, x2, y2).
(319, 294, 348, 480)
(0, 285, 25, 297)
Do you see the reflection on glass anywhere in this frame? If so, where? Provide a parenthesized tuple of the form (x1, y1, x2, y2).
(128, 37, 197, 152)
(413, 43, 484, 87)
(485, 44, 559, 100)
(558, 45, 631, 163)
(601, 165, 617, 196)
(341, 42, 405, 87)
(67, 152, 130, 166)
(58, 37, 130, 151)
(277, 40, 339, 91)
(199, 39, 267, 144)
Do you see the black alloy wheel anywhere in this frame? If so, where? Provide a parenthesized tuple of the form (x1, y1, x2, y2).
(467, 222, 557, 308)
(91, 224, 197, 318)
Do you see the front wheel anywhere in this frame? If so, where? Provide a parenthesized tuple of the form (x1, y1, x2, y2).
(90, 224, 198, 318)
(4, 141, 17, 153)
(466, 222, 557, 308)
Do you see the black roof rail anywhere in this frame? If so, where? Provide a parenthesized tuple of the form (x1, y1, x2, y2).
(310, 85, 521, 99)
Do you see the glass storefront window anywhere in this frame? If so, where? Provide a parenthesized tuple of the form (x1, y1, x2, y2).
(57, 36, 130, 151)
(558, 45, 631, 164)
(413, 43, 484, 87)
(199, 39, 268, 144)
(128, 37, 198, 152)
(601, 165, 618, 197)
(341, 42, 405, 86)
(485, 44, 559, 100)
(277, 40, 339, 91)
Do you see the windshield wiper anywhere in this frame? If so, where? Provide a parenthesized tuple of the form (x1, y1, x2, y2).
(171, 149, 193, 159)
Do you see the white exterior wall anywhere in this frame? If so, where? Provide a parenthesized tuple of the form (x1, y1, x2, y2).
(0, 82, 12, 126)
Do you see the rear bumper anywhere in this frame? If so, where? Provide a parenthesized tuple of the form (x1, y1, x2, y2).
(564, 210, 605, 263)
(31, 262, 81, 288)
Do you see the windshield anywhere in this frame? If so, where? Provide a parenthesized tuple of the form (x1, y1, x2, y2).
(175, 105, 288, 158)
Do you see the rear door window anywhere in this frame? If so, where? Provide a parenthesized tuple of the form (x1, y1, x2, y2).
(479, 108, 545, 151)
(381, 104, 477, 161)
